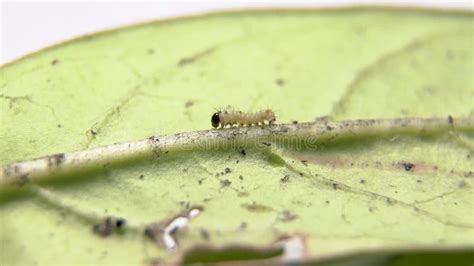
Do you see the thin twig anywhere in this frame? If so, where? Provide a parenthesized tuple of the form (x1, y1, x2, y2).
(1, 117, 472, 187)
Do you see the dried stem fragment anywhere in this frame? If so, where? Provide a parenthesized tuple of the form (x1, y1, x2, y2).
(1, 117, 472, 187)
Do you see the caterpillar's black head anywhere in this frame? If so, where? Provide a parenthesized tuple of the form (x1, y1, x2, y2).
(211, 112, 221, 128)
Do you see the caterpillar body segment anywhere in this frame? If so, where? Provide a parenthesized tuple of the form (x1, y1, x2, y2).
(211, 109, 276, 128)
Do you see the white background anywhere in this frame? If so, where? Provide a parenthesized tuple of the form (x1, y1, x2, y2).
(1, 1, 472, 64)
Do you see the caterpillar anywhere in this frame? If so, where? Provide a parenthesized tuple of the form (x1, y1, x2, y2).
(211, 108, 276, 128)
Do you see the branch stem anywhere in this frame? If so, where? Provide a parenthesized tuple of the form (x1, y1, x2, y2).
(1, 117, 472, 187)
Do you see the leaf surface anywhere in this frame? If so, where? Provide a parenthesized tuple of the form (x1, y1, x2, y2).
(1, 7, 473, 265)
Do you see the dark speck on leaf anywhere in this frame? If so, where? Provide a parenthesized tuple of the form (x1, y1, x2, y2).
(224, 167, 231, 174)
(402, 162, 415, 171)
(277, 210, 298, 222)
(139, 175, 144, 180)
(239, 175, 244, 180)
(93, 217, 125, 237)
(332, 183, 338, 190)
(115, 218, 126, 228)
(292, 120, 298, 124)
(448, 115, 454, 126)
(47, 153, 65, 167)
(240, 149, 246, 156)
(57, 124, 62, 128)
(281, 174, 290, 183)
(94, 224, 112, 237)
(147, 48, 154, 54)
(360, 179, 366, 184)
(221, 179, 231, 187)
(416, 179, 422, 183)
(275, 79, 285, 86)
(51, 59, 59, 65)
(200, 228, 210, 240)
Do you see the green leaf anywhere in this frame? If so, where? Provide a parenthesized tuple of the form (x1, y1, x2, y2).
(1, 7, 473, 265)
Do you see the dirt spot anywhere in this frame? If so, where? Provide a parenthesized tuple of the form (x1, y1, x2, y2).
(147, 48, 155, 55)
(178, 48, 214, 67)
(394, 161, 415, 172)
(47, 153, 66, 168)
(241, 202, 274, 213)
(464, 171, 474, 178)
(240, 149, 246, 156)
(458, 180, 468, 188)
(262, 142, 272, 147)
(400, 162, 415, 172)
(185, 100, 194, 108)
(448, 115, 454, 127)
(93, 217, 126, 237)
(385, 198, 394, 205)
(200, 228, 210, 240)
(281, 174, 290, 183)
(224, 167, 231, 174)
(51, 59, 59, 65)
(277, 210, 298, 222)
(238, 191, 249, 197)
(220, 179, 232, 187)
(275, 79, 285, 86)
